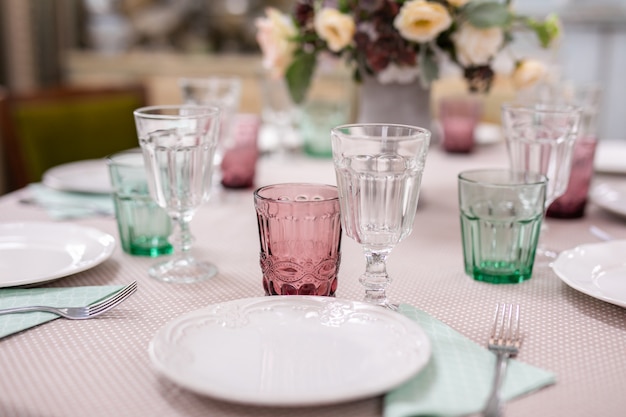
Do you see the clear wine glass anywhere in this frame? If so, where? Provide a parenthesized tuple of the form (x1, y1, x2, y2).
(331, 124, 431, 309)
(500, 102, 582, 262)
(133, 105, 221, 283)
(179, 77, 242, 197)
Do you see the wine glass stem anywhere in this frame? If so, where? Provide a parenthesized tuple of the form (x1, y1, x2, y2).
(171, 217, 194, 256)
(361, 250, 391, 305)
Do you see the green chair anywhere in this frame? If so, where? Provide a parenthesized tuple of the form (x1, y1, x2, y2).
(0, 83, 147, 193)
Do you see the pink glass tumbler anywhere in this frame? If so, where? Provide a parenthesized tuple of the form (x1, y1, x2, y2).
(439, 95, 483, 153)
(546, 136, 597, 218)
(254, 183, 342, 296)
(221, 114, 260, 189)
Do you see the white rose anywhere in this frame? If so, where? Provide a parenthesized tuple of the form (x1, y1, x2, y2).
(255, 8, 298, 78)
(452, 24, 504, 67)
(393, 0, 452, 43)
(314, 8, 355, 52)
(512, 59, 547, 90)
(376, 63, 421, 84)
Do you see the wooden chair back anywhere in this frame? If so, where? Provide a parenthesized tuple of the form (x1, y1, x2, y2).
(0, 83, 147, 192)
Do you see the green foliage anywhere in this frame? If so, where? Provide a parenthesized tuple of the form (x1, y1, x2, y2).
(526, 13, 561, 48)
(463, 1, 511, 28)
(418, 47, 439, 88)
(285, 52, 317, 104)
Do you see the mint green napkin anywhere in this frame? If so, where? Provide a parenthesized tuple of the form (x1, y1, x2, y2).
(385, 305, 556, 417)
(0, 285, 124, 338)
(25, 183, 114, 219)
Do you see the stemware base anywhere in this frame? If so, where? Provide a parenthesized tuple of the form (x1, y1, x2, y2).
(534, 245, 559, 267)
(149, 257, 218, 284)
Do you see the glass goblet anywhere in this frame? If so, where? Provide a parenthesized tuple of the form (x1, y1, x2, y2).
(133, 105, 221, 283)
(331, 123, 431, 308)
(179, 77, 242, 196)
(500, 102, 582, 261)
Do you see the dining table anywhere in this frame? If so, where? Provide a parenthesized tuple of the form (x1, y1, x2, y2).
(1, 136, 625, 417)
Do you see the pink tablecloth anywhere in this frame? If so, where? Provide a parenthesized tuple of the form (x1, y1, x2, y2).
(1, 141, 626, 417)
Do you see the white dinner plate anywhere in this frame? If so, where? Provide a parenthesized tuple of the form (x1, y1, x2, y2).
(0, 222, 116, 288)
(590, 182, 626, 218)
(594, 140, 626, 174)
(552, 240, 626, 308)
(149, 296, 431, 406)
(42, 159, 111, 194)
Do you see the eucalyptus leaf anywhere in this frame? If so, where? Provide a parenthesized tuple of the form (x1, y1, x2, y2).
(464, 2, 511, 28)
(285, 53, 317, 104)
(418, 48, 439, 89)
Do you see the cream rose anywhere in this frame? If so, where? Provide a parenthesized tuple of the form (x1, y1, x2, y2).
(452, 24, 504, 66)
(393, 0, 452, 43)
(255, 8, 298, 78)
(314, 8, 355, 52)
(512, 59, 547, 90)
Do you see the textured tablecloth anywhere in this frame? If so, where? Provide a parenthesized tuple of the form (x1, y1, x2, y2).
(1, 141, 625, 417)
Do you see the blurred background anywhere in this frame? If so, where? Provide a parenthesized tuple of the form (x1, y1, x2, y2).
(0, 0, 625, 193)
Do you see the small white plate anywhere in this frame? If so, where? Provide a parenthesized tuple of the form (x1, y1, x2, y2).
(0, 222, 115, 288)
(43, 159, 111, 194)
(474, 122, 502, 145)
(594, 140, 626, 174)
(552, 240, 626, 308)
(149, 296, 431, 406)
(590, 182, 626, 218)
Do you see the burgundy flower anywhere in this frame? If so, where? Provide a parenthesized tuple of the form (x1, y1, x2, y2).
(293, 1, 315, 28)
(463, 65, 495, 93)
(358, 0, 386, 13)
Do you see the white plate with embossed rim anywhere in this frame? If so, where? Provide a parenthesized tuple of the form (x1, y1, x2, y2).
(43, 159, 112, 194)
(590, 182, 626, 218)
(552, 240, 626, 308)
(149, 296, 431, 406)
(594, 139, 626, 174)
(0, 222, 116, 288)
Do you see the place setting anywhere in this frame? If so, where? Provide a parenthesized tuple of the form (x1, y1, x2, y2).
(137, 120, 557, 415)
(19, 161, 115, 220)
(0, 219, 138, 338)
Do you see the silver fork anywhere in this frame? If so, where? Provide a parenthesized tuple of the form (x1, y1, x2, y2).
(482, 303, 522, 417)
(0, 281, 137, 320)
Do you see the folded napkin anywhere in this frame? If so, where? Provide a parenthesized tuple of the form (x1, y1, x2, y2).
(0, 285, 124, 339)
(24, 183, 114, 219)
(385, 305, 555, 417)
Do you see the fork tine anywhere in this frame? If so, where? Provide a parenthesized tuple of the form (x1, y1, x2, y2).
(87, 281, 137, 315)
(512, 304, 521, 344)
(504, 304, 513, 341)
(490, 304, 501, 340)
(492, 303, 507, 341)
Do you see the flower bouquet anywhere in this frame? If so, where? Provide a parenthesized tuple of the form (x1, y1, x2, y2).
(256, 0, 561, 104)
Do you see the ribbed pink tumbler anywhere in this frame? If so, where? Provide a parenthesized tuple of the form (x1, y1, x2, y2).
(254, 183, 341, 296)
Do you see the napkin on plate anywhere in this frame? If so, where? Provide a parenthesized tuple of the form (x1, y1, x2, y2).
(24, 183, 114, 219)
(0, 285, 125, 339)
(385, 304, 555, 417)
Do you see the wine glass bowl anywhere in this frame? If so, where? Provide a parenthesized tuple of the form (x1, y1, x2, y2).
(133, 105, 221, 283)
(501, 103, 582, 208)
(331, 124, 430, 308)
